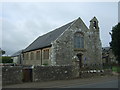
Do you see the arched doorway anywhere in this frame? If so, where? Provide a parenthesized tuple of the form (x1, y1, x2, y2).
(76, 53, 83, 77)
(76, 53, 83, 69)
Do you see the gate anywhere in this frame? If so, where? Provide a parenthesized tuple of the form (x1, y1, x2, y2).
(22, 68, 33, 82)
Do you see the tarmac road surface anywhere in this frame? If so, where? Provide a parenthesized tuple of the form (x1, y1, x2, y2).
(2, 75, 119, 88)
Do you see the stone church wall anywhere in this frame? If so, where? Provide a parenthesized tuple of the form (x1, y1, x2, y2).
(51, 18, 88, 65)
(51, 18, 102, 69)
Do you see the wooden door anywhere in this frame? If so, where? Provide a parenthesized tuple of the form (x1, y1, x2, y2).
(77, 54, 82, 68)
(22, 69, 32, 82)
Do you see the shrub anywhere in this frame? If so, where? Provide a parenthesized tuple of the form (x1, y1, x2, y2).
(2, 56, 13, 63)
(42, 63, 48, 66)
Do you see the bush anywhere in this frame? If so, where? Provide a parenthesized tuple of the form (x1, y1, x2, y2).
(42, 63, 48, 66)
(2, 56, 13, 63)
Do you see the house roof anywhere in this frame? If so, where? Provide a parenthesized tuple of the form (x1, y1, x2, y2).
(102, 47, 111, 52)
(23, 19, 76, 52)
(11, 50, 23, 57)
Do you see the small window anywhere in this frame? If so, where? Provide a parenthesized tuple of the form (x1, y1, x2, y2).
(26, 53, 28, 60)
(24, 53, 28, 60)
(24, 53, 26, 60)
(43, 49, 49, 59)
(36, 51, 40, 60)
(30, 52, 34, 60)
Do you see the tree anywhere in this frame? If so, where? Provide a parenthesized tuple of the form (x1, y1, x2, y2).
(110, 23, 120, 64)
(2, 50, 5, 55)
(0, 48, 6, 55)
(2, 56, 13, 63)
(0, 49, 6, 63)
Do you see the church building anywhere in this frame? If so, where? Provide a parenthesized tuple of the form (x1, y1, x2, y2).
(23, 17, 102, 69)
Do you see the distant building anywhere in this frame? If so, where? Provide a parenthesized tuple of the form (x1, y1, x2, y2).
(102, 47, 117, 65)
(22, 17, 102, 69)
(11, 50, 23, 64)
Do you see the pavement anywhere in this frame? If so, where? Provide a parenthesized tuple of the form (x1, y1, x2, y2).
(2, 75, 119, 88)
(0, 67, 2, 90)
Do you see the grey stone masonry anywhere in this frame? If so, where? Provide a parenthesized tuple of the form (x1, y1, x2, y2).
(33, 65, 78, 82)
(2, 66, 23, 85)
(2, 65, 113, 85)
(51, 17, 102, 69)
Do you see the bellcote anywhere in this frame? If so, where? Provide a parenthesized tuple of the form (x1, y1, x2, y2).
(89, 17, 99, 30)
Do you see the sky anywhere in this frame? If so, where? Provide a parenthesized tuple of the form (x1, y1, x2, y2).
(118, 1, 120, 22)
(0, 2, 118, 55)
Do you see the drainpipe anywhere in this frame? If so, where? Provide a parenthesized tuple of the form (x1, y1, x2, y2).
(21, 50, 24, 65)
(41, 49, 42, 65)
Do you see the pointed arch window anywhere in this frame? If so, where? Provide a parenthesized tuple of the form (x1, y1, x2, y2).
(74, 32, 84, 48)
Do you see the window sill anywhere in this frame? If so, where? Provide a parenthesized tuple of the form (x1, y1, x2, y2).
(74, 48, 86, 52)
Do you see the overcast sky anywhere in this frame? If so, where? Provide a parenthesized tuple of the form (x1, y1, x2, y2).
(1, 2, 118, 55)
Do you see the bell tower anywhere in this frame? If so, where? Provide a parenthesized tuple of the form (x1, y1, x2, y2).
(89, 16, 102, 69)
(89, 16, 100, 38)
(89, 16, 99, 31)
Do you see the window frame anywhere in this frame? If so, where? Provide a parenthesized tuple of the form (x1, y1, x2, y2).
(74, 32, 84, 49)
(30, 52, 34, 60)
(43, 49, 49, 59)
(36, 51, 41, 60)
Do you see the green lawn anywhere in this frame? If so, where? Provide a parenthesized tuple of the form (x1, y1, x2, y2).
(112, 66, 120, 73)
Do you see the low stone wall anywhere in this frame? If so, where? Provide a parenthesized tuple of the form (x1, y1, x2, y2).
(80, 69, 113, 78)
(33, 65, 78, 82)
(2, 66, 23, 85)
(104, 69, 113, 75)
(2, 65, 113, 85)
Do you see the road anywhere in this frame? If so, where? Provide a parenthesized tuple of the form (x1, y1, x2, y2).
(56, 79, 118, 88)
(3, 75, 119, 88)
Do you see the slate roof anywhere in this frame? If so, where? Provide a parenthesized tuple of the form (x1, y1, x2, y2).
(11, 50, 23, 57)
(23, 20, 75, 52)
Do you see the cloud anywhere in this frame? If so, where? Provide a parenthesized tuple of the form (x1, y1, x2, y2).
(1, 2, 118, 55)
(2, 16, 58, 55)
(118, 1, 120, 22)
